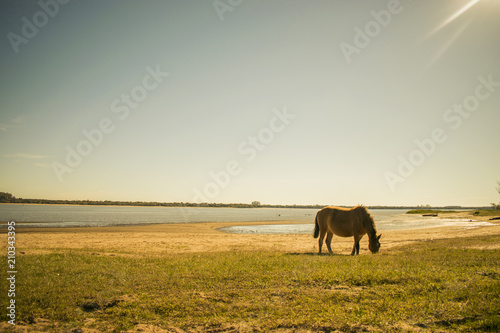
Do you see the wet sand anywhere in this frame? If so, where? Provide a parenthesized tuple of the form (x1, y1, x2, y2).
(11, 214, 500, 256)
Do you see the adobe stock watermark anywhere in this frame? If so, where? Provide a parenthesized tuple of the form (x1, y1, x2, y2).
(213, 0, 243, 21)
(192, 107, 295, 203)
(51, 65, 169, 182)
(7, 0, 70, 54)
(339, 0, 410, 64)
(385, 73, 499, 192)
(6, 221, 17, 326)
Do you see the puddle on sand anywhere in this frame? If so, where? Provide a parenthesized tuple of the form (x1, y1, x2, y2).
(219, 219, 495, 235)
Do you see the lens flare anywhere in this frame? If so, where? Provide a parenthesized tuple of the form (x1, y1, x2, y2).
(426, 0, 480, 38)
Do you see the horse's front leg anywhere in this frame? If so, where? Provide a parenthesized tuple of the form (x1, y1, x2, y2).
(351, 235, 361, 256)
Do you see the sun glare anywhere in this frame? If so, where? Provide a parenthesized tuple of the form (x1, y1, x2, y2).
(422, 0, 483, 70)
(426, 0, 480, 38)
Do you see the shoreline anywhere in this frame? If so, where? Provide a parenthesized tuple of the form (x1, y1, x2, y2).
(2, 201, 495, 210)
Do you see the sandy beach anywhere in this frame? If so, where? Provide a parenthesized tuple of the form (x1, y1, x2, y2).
(12, 212, 500, 256)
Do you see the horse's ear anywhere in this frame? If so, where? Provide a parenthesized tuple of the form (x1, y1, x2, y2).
(377, 234, 382, 240)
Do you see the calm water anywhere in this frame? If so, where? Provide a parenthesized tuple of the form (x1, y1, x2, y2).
(0, 204, 316, 227)
(0, 204, 489, 232)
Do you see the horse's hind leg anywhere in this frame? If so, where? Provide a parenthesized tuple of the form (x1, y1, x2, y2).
(326, 232, 334, 254)
(318, 229, 327, 254)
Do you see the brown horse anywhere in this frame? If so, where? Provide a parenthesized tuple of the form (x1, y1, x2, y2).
(314, 205, 381, 255)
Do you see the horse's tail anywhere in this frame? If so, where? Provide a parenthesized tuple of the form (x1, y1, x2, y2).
(313, 212, 320, 238)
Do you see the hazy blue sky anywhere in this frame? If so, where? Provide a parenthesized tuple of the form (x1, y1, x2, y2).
(1, 0, 499, 206)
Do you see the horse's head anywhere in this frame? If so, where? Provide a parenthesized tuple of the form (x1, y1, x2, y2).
(369, 234, 382, 254)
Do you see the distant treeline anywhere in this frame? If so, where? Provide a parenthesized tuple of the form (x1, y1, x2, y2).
(0, 192, 488, 210)
(0, 192, 321, 208)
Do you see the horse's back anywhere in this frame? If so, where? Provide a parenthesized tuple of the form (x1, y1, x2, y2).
(317, 206, 361, 237)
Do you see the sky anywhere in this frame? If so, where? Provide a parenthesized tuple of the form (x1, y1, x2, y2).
(0, 0, 499, 207)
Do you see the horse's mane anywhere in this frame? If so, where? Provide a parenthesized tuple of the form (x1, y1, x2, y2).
(354, 205, 377, 238)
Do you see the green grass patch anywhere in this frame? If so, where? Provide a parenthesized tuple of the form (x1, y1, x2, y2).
(406, 209, 457, 215)
(2, 235, 500, 332)
(471, 209, 500, 217)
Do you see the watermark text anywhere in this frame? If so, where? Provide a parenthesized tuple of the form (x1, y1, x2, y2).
(340, 0, 408, 64)
(7, 0, 71, 54)
(6, 221, 16, 325)
(193, 107, 295, 202)
(213, 0, 243, 21)
(51, 65, 169, 182)
(385, 73, 499, 191)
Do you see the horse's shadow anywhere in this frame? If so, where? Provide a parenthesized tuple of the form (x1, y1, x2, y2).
(286, 252, 351, 257)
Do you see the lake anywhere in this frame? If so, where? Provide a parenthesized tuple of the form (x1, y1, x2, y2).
(0, 204, 489, 232)
(0, 204, 316, 227)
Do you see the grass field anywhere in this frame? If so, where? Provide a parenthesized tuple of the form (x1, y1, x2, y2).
(2, 234, 500, 332)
